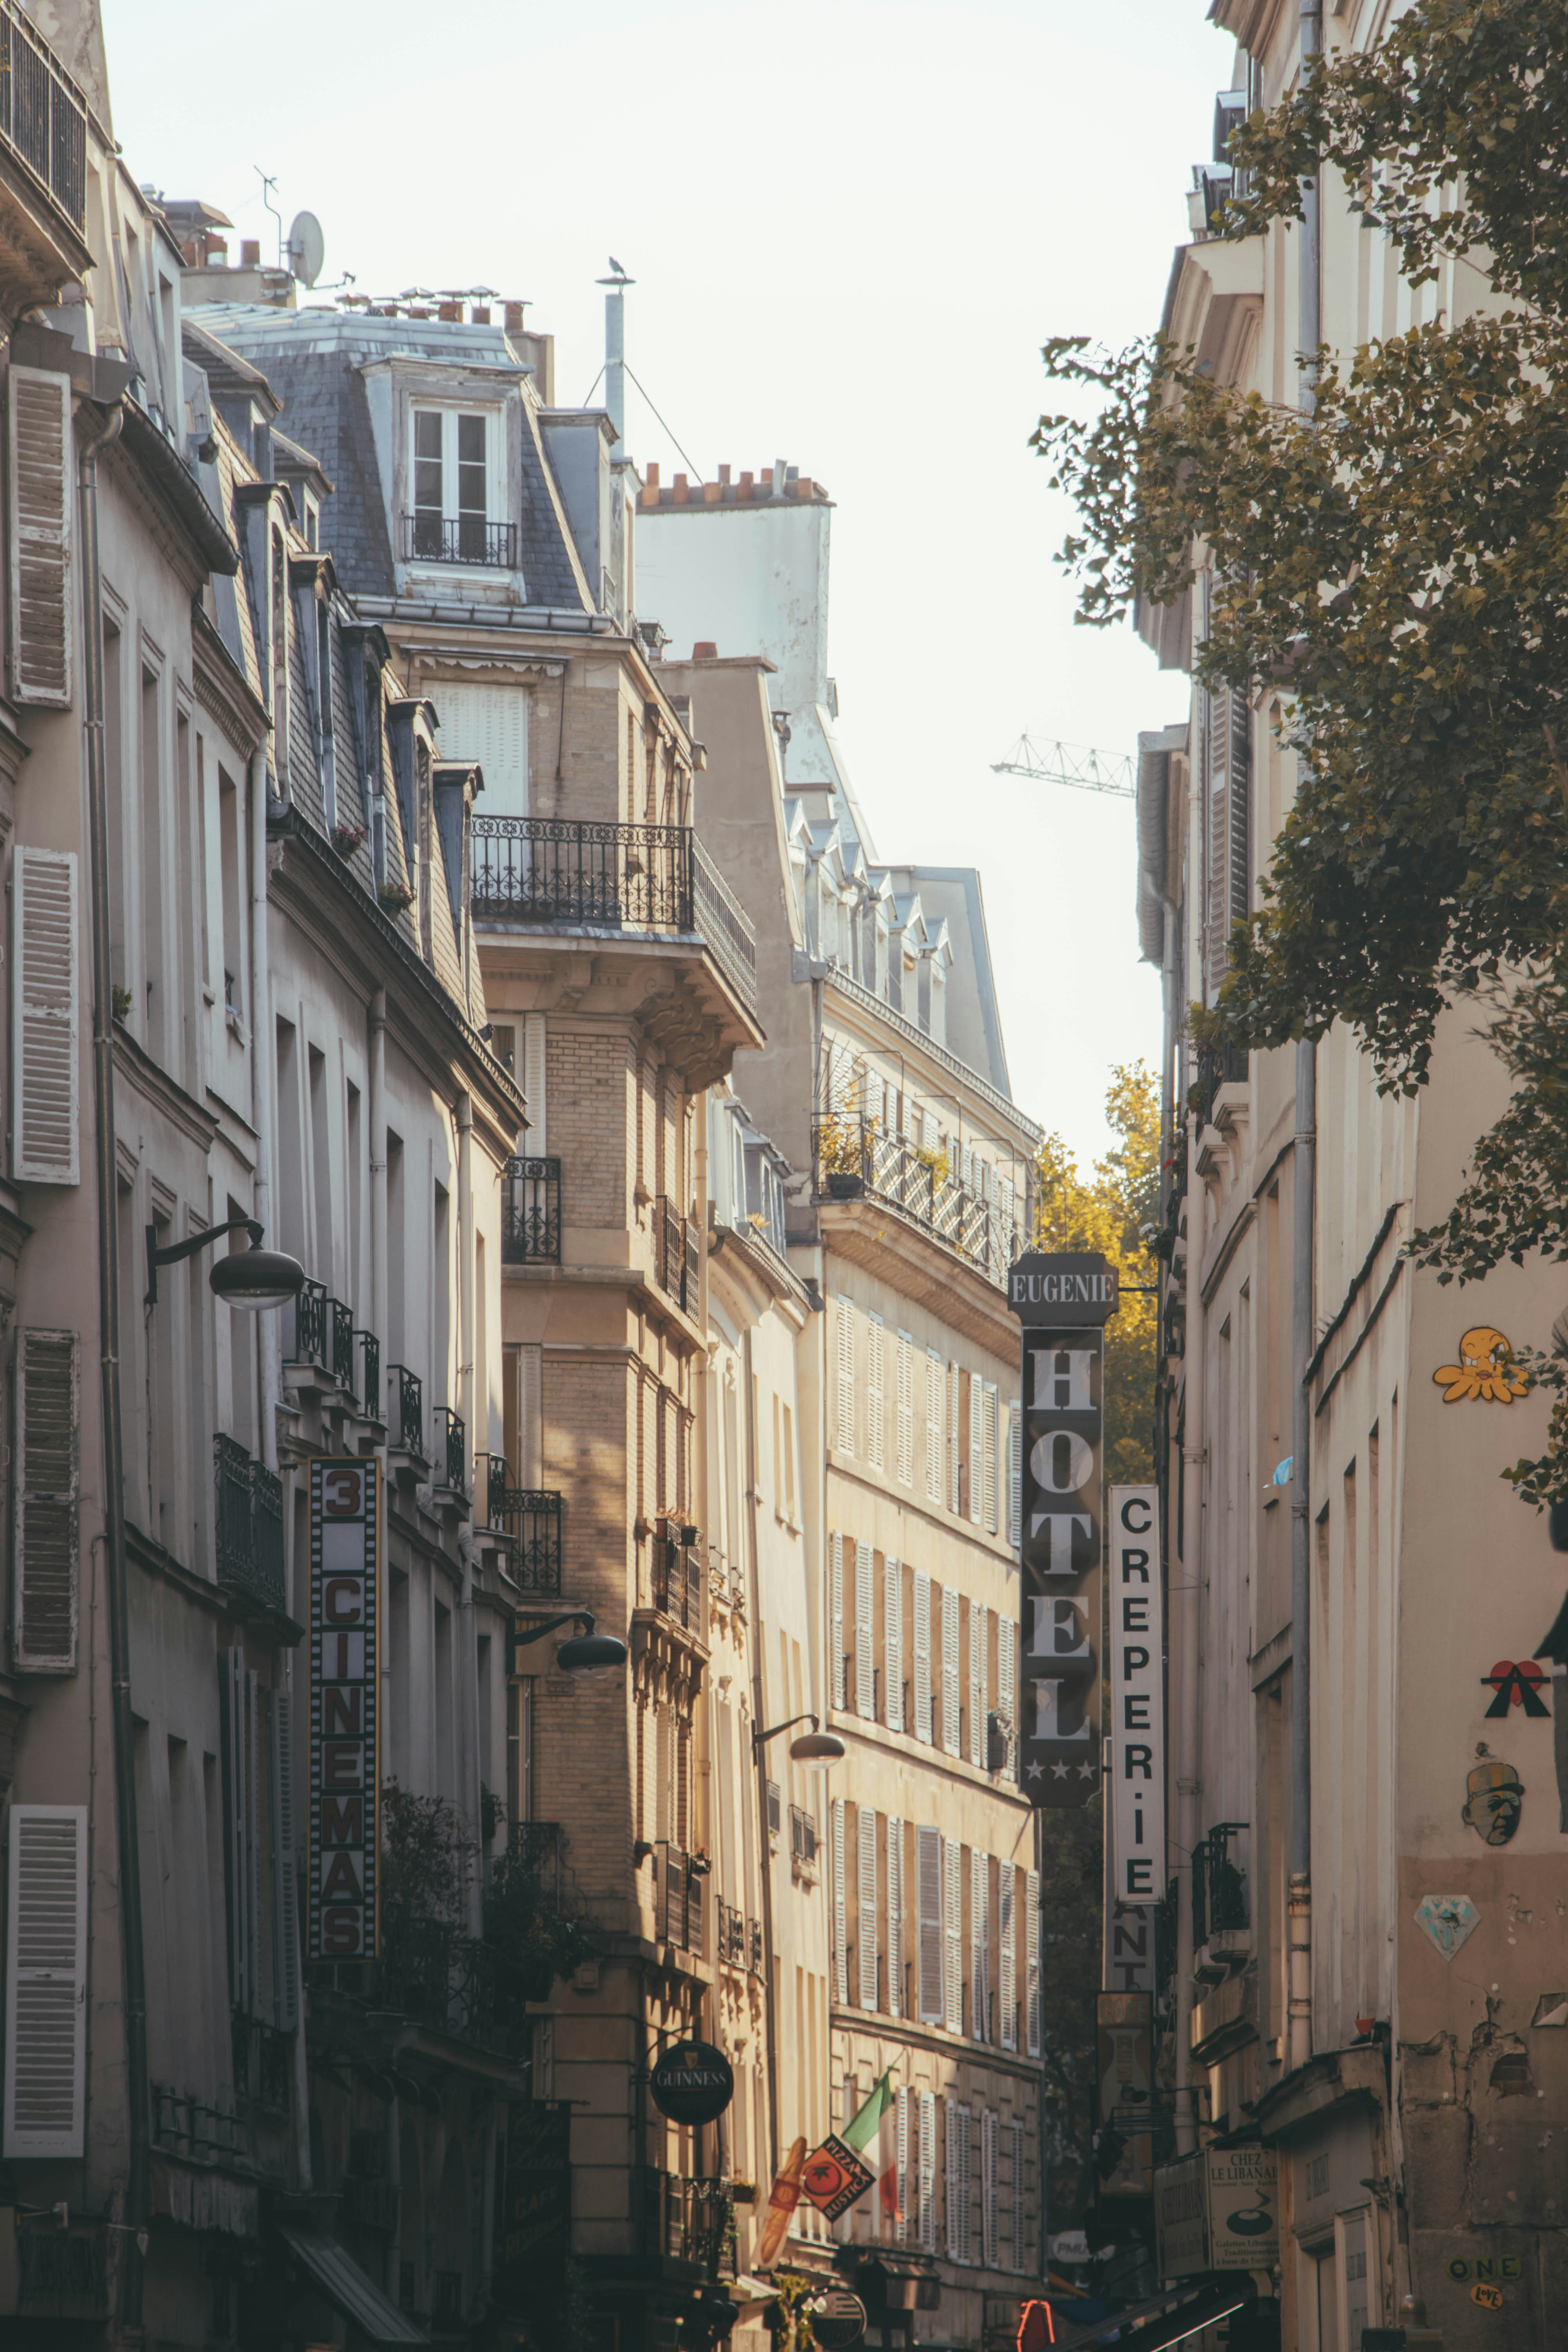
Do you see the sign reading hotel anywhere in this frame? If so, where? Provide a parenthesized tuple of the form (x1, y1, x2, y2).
(1108, 1485, 1165, 1902)
(308, 1458, 381, 1959)
(1008, 1250, 1112, 1809)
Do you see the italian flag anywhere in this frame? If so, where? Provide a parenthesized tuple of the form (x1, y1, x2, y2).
(844, 2071, 899, 2225)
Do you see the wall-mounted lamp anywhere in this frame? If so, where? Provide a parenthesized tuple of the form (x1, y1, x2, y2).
(751, 1712, 846, 1763)
(513, 1608, 628, 1680)
(146, 1216, 306, 1311)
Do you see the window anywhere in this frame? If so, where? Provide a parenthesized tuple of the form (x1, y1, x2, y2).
(831, 1799, 848, 2003)
(999, 1868, 1016, 2051)
(916, 1825, 942, 2024)
(983, 1383, 999, 1533)
(941, 1586, 960, 1759)
(924, 1350, 944, 1504)
(981, 2109, 999, 2269)
(969, 1373, 984, 1525)
(410, 407, 509, 566)
(857, 1806, 877, 2010)
(1026, 1869, 1041, 2056)
(836, 1296, 856, 1457)
(854, 1541, 874, 1721)
(969, 1599, 986, 1769)
(4, 1805, 87, 2154)
(887, 1817, 903, 2019)
(866, 1314, 885, 1471)
(1007, 2119, 1026, 2273)
(1007, 1400, 1022, 1549)
(943, 1835, 962, 2033)
(947, 1360, 960, 1511)
(971, 1849, 989, 2041)
(946, 2100, 971, 2261)
(895, 1332, 914, 1486)
(884, 1558, 903, 1732)
(434, 679, 529, 820)
(918, 2092, 937, 2252)
(831, 1533, 846, 1710)
(913, 1570, 932, 1743)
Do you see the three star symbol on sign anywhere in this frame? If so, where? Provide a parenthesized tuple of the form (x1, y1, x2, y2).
(1024, 1757, 1102, 1783)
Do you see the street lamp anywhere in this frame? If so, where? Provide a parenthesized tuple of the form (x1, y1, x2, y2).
(513, 1608, 628, 1680)
(145, 1216, 305, 1311)
(752, 1712, 846, 1763)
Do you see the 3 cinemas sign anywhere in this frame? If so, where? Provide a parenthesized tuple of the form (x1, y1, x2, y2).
(1008, 1250, 1114, 1810)
(308, 1459, 381, 1958)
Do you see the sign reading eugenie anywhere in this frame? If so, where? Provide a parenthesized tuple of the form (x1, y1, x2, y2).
(1008, 1250, 1113, 1811)
(308, 1458, 381, 1960)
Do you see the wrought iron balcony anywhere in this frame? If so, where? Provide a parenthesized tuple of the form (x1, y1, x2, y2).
(652, 1532, 703, 1635)
(434, 1405, 467, 1497)
(0, 4, 87, 234)
(812, 1112, 1023, 1289)
(654, 1195, 698, 1316)
(1191, 1038, 1249, 1130)
(486, 1461, 563, 1595)
(355, 1328, 381, 1419)
(213, 1433, 286, 1613)
(402, 511, 517, 568)
(387, 1364, 426, 1459)
(328, 1295, 354, 1389)
(717, 1899, 746, 1969)
(1192, 1822, 1249, 1951)
(634, 2172, 733, 2272)
(293, 1277, 328, 1369)
(502, 1156, 561, 1263)
(748, 1918, 763, 1976)
(656, 1843, 704, 1958)
(507, 1820, 562, 1908)
(469, 817, 758, 1014)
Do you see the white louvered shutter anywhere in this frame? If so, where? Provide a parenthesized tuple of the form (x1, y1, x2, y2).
(3, 1805, 87, 2157)
(999, 1174, 1016, 1252)
(983, 1383, 999, 1533)
(7, 367, 73, 707)
(916, 1825, 942, 2022)
(918, 2092, 937, 2252)
(971, 1848, 988, 2041)
(13, 1327, 80, 1671)
(1007, 1400, 1022, 1549)
(866, 1312, 885, 1470)
(523, 1012, 547, 1151)
(896, 2088, 909, 2241)
(913, 1570, 932, 1743)
(855, 1541, 875, 1721)
(968, 1373, 983, 1524)
(1026, 1868, 1041, 2056)
(220, 1647, 259, 2013)
(858, 1805, 878, 2010)
(887, 1816, 904, 2019)
(999, 1868, 1017, 2051)
(432, 679, 530, 819)
(1009, 2120, 1026, 2272)
(272, 1689, 300, 2031)
(947, 1361, 960, 1511)
(969, 1598, 985, 1767)
(831, 1532, 845, 1710)
(925, 1349, 944, 1503)
(884, 1558, 903, 1731)
(13, 846, 80, 1185)
(997, 1613, 1016, 1776)
(895, 1332, 914, 1485)
(836, 1296, 855, 1456)
(941, 1586, 960, 1758)
(943, 1835, 962, 2034)
(946, 2101, 970, 2262)
(982, 2109, 999, 2270)
(831, 1798, 848, 2004)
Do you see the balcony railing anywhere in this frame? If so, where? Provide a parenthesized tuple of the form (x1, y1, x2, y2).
(0, 4, 87, 234)
(213, 1434, 286, 1613)
(1192, 1822, 1249, 1950)
(812, 1113, 1022, 1289)
(789, 1805, 818, 1867)
(328, 1295, 354, 1390)
(434, 1405, 466, 1497)
(656, 1844, 704, 1958)
(294, 1278, 328, 1369)
(717, 1899, 746, 1969)
(502, 1156, 561, 1263)
(652, 1534, 703, 1636)
(487, 1463, 563, 1595)
(654, 1195, 698, 1316)
(355, 1328, 381, 1419)
(507, 1820, 562, 1908)
(469, 817, 758, 1014)
(403, 511, 517, 569)
(634, 2172, 733, 2272)
(387, 1365, 426, 1458)
(1191, 1039, 1249, 1130)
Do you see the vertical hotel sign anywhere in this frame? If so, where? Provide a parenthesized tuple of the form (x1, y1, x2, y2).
(1008, 1250, 1114, 1809)
(309, 1458, 380, 1959)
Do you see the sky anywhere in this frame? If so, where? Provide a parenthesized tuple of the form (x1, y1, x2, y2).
(101, 0, 1235, 1166)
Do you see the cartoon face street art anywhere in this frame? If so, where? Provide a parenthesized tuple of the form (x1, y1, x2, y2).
(1462, 1753, 1524, 1846)
(1432, 1326, 1528, 1405)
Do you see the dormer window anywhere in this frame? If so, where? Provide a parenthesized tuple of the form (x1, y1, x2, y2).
(302, 489, 319, 550)
(408, 406, 513, 568)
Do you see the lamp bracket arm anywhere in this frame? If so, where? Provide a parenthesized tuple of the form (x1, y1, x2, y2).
(145, 1216, 265, 1305)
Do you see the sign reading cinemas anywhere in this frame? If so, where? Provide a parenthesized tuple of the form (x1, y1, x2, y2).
(1008, 1250, 1110, 1810)
(308, 1459, 380, 1959)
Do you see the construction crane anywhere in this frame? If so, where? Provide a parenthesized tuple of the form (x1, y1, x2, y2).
(990, 732, 1134, 800)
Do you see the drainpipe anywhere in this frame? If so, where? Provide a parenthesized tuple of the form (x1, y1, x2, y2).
(1174, 755, 1205, 2156)
(249, 746, 279, 1477)
(743, 1322, 781, 2181)
(81, 401, 150, 2323)
(368, 991, 388, 1354)
(457, 1092, 475, 1478)
(1289, 0, 1323, 2080)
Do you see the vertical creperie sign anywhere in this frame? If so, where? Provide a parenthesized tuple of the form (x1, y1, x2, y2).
(1008, 1250, 1115, 1809)
(309, 1458, 380, 1959)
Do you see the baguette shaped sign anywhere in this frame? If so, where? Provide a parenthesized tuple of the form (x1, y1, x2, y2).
(1011, 1253, 1111, 1809)
(309, 1458, 381, 1959)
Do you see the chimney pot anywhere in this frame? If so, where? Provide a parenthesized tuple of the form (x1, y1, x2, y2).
(240, 238, 261, 266)
(438, 300, 460, 321)
(673, 473, 690, 505)
(646, 461, 660, 488)
(718, 464, 731, 485)
(505, 301, 524, 330)
(693, 642, 718, 660)
(739, 470, 754, 502)
(471, 304, 491, 325)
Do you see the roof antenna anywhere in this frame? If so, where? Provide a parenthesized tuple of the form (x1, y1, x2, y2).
(596, 256, 633, 459)
(255, 166, 282, 268)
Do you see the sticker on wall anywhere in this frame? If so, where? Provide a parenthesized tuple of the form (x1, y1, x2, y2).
(1483, 1660, 1550, 1718)
(1530, 1993, 1568, 2028)
(1432, 1326, 1528, 1404)
(1414, 1893, 1481, 1960)
(1463, 1750, 1525, 1845)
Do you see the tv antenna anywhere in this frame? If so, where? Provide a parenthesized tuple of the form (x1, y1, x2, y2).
(990, 732, 1134, 800)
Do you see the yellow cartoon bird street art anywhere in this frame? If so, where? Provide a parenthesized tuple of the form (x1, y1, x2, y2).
(1433, 1326, 1529, 1405)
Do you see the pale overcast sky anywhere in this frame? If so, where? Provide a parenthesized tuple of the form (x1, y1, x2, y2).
(102, 0, 1235, 1165)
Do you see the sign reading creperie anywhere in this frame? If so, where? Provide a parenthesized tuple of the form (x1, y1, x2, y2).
(308, 1458, 381, 1959)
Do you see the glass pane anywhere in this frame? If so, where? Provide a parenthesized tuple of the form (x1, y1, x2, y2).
(414, 410, 442, 458)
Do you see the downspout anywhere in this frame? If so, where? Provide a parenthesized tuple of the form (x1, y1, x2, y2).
(249, 747, 279, 1477)
(455, 1093, 480, 1880)
(694, 1104, 713, 1887)
(81, 401, 151, 2320)
(743, 1321, 781, 2179)
(1174, 751, 1205, 2156)
(1289, 0, 1323, 2079)
(368, 991, 388, 1354)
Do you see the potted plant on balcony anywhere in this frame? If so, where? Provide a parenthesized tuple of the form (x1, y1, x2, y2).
(331, 820, 368, 857)
(817, 1110, 871, 1199)
(484, 1833, 600, 2007)
(377, 878, 416, 912)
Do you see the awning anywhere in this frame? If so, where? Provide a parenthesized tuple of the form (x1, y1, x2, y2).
(275, 2220, 430, 2347)
(1050, 2282, 1251, 2350)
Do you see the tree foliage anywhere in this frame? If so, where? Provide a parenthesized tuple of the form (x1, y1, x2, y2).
(1032, 0, 1568, 1498)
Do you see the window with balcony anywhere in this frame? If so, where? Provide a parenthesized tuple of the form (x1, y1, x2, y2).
(408, 406, 513, 568)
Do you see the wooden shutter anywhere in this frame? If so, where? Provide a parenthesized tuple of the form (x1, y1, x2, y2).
(836, 1296, 855, 1456)
(999, 1174, 1016, 1247)
(1009, 2120, 1026, 2273)
(855, 1541, 875, 1720)
(523, 1013, 546, 1151)
(4, 1805, 87, 2157)
(997, 1613, 1016, 1776)
(969, 1599, 985, 1767)
(831, 1799, 848, 2004)
(1025, 1869, 1041, 2056)
(970, 1847, 988, 2041)
(13, 846, 80, 1185)
(941, 1586, 960, 1758)
(982, 2109, 999, 2270)
(887, 1815, 903, 2020)
(943, 1835, 962, 2034)
(884, 1557, 903, 1731)
(830, 1533, 846, 1710)
(895, 2087, 909, 2241)
(857, 1804, 878, 2009)
(918, 2091, 937, 2252)
(272, 1688, 299, 2031)
(913, 1570, 932, 1743)
(983, 1383, 999, 1532)
(999, 1868, 1016, 2051)
(946, 2100, 969, 2262)
(1228, 684, 1252, 933)
(866, 1312, 885, 1470)
(220, 1646, 259, 2013)
(968, 1372, 983, 1524)
(13, 1327, 80, 1671)
(895, 1332, 914, 1485)
(1007, 1401, 1022, 1549)
(925, 1350, 944, 1503)
(916, 1824, 942, 2022)
(7, 366, 74, 708)
(947, 1361, 960, 1511)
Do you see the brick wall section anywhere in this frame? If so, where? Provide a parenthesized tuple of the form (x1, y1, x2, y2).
(527, 665, 621, 825)
(547, 1022, 635, 1231)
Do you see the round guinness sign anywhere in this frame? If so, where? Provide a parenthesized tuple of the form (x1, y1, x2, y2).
(809, 2289, 867, 2350)
(649, 2039, 734, 2127)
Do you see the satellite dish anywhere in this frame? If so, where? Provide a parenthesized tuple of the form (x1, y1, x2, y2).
(287, 210, 325, 288)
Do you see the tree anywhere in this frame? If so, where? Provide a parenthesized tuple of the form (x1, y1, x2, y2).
(1031, 0, 1568, 1501)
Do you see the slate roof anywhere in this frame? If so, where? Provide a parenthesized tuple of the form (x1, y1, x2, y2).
(185, 305, 589, 612)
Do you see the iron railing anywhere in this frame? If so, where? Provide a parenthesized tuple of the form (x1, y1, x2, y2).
(356, 1329, 381, 1418)
(434, 1405, 466, 1496)
(507, 1821, 562, 1909)
(1191, 1039, 1249, 1130)
(470, 817, 758, 1013)
(656, 1844, 704, 1957)
(293, 1278, 328, 1370)
(654, 1195, 698, 1316)
(717, 1900, 746, 1969)
(789, 1806, 818, 1866)
(502, 1156, 561, 1263)
(634, 2172, 733, 2273)
(652, 1534, 703, 1635)
(213, 1434, 286, 1612)
(387, 1364, 426, 1457)
(749, 1918, 763, 1976)
(812, 1114, 1022, 1288)
(0, 4, 87, 234)
(487, 1464, 563, 1594)
(328, 1295, 354, 1389)
(1192, 1823, 1249, 1949)
(403, 512, 517, 568)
